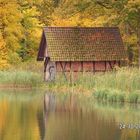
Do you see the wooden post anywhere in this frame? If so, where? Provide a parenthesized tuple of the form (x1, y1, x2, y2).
(44, 57, 49, 81)
(56, 62, 57, 70)
(81, 61, 84, 79)
(60, 62, 67, 81)
(81, 61, 83, 72)
(108, 61, 113, 70)
(118, 61, 121, 67)
(105, 61, 106, 72)
(93, 61, 95, 73)
(70, 61, 72, 84)
(44, 57, 48, 72)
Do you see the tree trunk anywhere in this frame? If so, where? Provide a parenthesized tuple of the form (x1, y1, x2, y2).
(138, 43, 140, 69)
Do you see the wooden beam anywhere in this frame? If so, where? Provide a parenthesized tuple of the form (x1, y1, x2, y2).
(44, 57, 49, 72)
(93, 61, 95, 73)
(81, 61, 83, 72)
(64, 62, 67, 71)
(55, 62, 57, 70)
(105, 61, 106, 71)
(60, 62, 67, 81)
(114, 60, 116, 65)
(44, 62, 47, 73)
(70, 61, 72, 70)
(118, 61, 121, 67)
(70, 61, 72, 84)
(108, 61, 113, 69)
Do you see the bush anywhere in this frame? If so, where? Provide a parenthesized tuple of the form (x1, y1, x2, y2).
(94, 89, 109, 100)
(128, 93, 139, 103)
(116, 94, 125, 102)
(94, 89, 126, 103)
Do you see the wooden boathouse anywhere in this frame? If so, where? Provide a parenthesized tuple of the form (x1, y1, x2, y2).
(37, 27, 127, 81)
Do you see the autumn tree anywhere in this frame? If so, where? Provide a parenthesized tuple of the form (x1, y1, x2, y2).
(0, 33, 9, 69)
(55, 0, 140, 66)
(0, 0, 24, 65)
(0, 0, 139, 68)
(18, 0, 42, 61)
(93, 0, 140, 66)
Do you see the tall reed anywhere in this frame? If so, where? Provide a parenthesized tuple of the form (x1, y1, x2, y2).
(0, 70, 44, 87)
(48, 67, 140, 103)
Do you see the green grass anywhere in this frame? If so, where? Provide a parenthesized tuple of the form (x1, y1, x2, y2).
(0, 70, 44, 88)
(0, 60, 45, 88)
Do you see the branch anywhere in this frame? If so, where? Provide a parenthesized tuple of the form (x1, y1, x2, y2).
(96, 1, 112, 9)
(62, 2, 92, 19)
(127, 21, 137, 33)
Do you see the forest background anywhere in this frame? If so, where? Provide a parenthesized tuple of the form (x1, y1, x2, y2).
(0, 0, 140, 70)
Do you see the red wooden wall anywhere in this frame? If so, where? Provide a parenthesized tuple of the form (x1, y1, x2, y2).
(56, 61, 119, 72)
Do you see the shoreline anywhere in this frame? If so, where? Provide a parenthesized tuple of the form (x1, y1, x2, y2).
(0, 84, 140, 104)
(0, 84, 33, 89)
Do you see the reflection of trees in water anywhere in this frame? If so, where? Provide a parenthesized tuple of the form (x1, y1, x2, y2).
(120, 129, 140, 140)
(0, 99, 8, 140)
(44, 93, 55, 113)
(43, 94, 140, 140)
(37, 110, 45, 140)
(0, 93, 43, 140)
(0, 92, 56, 140)
(0, 92, 140, 140)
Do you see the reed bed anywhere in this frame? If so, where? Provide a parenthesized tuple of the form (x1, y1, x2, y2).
(0, 70, 44, 88)
(0, 67, 140, 103)
(47, 67, 140, 103)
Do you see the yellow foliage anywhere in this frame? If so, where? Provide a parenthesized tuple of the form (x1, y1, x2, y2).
(92, 15, 109, 26)
(124, 34, 138, 45)
(0, 0, 23, 51)
(51, 7, 113, 27)
(0, 34, 9, 70)
(51, 13, 96, 27)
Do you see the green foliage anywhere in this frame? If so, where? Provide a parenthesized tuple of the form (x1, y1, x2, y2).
(38, 0, 55, 25)
(94, 89, 126, 103)
(18, 0, 42, 61)
(128, 93, 139, 103)
(7, 51, 22, 65)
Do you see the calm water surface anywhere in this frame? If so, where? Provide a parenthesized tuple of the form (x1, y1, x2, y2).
(0, 90, 140, 140)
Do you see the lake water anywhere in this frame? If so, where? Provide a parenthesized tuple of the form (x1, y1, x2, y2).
(0, 90, 140, 140)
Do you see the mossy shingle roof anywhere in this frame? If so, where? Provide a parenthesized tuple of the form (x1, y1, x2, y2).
(37, 27, 127, 61)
